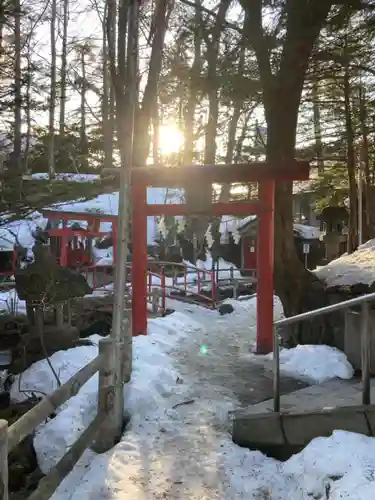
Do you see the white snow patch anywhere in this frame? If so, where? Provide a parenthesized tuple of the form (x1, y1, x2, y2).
(266, 344, 354, 383)
(0, 215, 48, 252)
(0, 288, 26, 314)
(315, 238, 375, 287)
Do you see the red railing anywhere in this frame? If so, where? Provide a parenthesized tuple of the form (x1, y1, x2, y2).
(0, 247, 256, 315)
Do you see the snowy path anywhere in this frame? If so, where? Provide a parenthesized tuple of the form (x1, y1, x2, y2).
(10, 296, 372, 499)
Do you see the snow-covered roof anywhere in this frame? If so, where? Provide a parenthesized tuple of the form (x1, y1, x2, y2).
(30, 173, 101, 183)
(314, 238, 375, 288)
(218, 216, 321, 242)
(293, 180, 314, 195)
(50, 188, 183, 216)
(293, 224, 322, 240)
(0, 173, 184, 251)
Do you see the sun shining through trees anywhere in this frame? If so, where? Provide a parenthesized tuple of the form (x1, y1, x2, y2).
(158, 124, 185, 156)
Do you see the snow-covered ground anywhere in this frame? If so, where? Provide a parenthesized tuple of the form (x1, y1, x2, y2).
(9, 295, 370, 499)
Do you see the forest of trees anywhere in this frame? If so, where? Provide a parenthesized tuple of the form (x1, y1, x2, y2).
(1, 0, 375, 324)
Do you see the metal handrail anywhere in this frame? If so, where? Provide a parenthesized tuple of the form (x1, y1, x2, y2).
(272, 291, 375, 412)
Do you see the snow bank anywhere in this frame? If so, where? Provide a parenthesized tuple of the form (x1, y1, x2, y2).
(223, 430, 375, 499)
(10, 336, 102, 403)
(266, 344, 354, 383)
(283, 430, 375, 499)
(10, 312, 201, 474)
(315, 238, 375, 287)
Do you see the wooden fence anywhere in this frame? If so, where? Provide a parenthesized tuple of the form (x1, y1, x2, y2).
(0, 337, 121, 500)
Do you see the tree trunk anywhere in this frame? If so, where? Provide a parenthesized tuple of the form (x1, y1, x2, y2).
(152, 101, 160, 163)
(359, 86, 373, 239)
(220, 34, 246, 201)
(241, 0, 335, 344)
(102, 3, 113, 171)
(343, 57, 357, 253)
(267, 107, 334, 345)
(59, 0, 69, 138)
(24, 50, 32, 174)
(203, 0, 231, 164)
(311, 69, 324, 173)
(183, 0, 202, 165)
(80, 48, 88, 171)
(13, 0, 22, 171)
(49, 0, 57, 178)
(134, 0, 171, 165)
(184, 0, 230, 255)
(234, 109, 252, 162)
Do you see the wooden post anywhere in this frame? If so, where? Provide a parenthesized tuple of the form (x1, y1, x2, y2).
(34, 304, 44, 337)
(91, 338, 118, 453)
(151, 288, 159, 314)
(160, 267, 166, 313)
(66, 299, 72, 326)
(55, 303, 64, 328)
(26, 301, 35, 325)
(361, 302, 371, 405)
(0, 420, 8, 500)
(122, 316, 132, 384)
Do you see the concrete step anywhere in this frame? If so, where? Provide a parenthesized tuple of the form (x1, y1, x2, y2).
(232, 404, 375, 460)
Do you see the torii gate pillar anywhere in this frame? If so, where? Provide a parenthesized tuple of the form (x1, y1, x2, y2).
(256, 180, 275, 353)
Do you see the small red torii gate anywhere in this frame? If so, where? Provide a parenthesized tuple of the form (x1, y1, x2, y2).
(131, 161, 310, 354)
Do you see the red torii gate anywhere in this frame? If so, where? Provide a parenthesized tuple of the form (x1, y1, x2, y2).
(130, 161, 310, 354)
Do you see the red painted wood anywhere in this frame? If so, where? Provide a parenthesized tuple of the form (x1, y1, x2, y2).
(60, 219, 68, 267)
(42, 210, 117, 223)
(256, 180, 275, 354)
(131, 181, 148, 336)
(131, 161, 309, 187)
(48, 229, 110, 238)
(242, 236, 257, 270)
(67, 247, 91, 267)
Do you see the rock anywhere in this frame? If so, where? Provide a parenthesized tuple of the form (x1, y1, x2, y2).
(218, 303, 234, 315)
(162, 308, 175, 317)
(79, 318, 111, 338)
(10, 325, 80, 374)
(15, 240, 92, 303)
